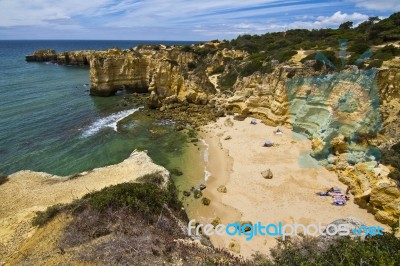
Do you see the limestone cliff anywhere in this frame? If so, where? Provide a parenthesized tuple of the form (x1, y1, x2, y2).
(225, 63, 318, 126)
(224, 60, 400, 225)
(26, 44, 400, 226)
(337, 162, 400, 225)
(25, 49, 92, 66)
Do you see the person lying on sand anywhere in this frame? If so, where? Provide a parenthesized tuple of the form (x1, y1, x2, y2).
(332, 195, 347, 206)
(317, 187, 334, 196)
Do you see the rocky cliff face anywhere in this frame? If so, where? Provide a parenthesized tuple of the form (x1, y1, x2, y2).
(225, 60, 400, 225)
(88, 46, 217, 101)
(225, 63, 319, 126)
(337, 162, 400, 225)
(26, 45, 400, 226)
(25, 49, 92, 66)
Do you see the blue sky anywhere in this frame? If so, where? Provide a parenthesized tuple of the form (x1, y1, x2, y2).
(0, 0, 398, 40)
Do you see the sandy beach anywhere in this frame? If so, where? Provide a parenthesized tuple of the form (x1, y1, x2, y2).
(195, 116, 389, 258)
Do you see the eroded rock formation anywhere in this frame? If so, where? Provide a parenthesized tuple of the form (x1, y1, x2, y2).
(25, 49, 91, 66)
(26, 45, 400, 226)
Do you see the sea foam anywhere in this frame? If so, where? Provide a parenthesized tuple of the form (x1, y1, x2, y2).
(81, 107, 141, 137)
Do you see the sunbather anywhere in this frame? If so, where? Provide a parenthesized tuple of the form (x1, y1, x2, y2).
(317, 187, 334, 196)
(332, 195, 346, 206)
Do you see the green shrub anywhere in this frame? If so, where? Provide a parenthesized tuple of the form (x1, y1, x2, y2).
(381, 44, 400, 56)
(136, 172, 165, 185)
(32, 204, 64, 227)
(348, 43, 370, 54)
(239, 60, 263, 77)
(187, 62, 196, 70)
(193, 45, 218, 56)
(381, 142, 400, 185)
(210, 65, 225, 75)
(275, 50, 297, 62)
(84, 183, 167, 214)
(219, 70, 238, 90)
(269, 234, 400, 265)
(373, 52, 395, 61)
(300, 52, 317, 63)
(367, 59, 383, 68)
(181, 45, 193, 52)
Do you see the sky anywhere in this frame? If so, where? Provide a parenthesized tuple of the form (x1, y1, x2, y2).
(0, 0, 398, 41)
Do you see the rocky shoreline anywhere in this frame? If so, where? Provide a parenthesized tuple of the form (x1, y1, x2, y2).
(26, 41, 400, 227)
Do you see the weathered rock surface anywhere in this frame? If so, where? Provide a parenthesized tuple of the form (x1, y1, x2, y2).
(261, 169, 273, 179)
(26, 45, 400, 226)
(26, 49, 92, 65)
(337, 162, 400, 224)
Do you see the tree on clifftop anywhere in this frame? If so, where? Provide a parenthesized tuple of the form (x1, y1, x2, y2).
(339, 21, 353, 30)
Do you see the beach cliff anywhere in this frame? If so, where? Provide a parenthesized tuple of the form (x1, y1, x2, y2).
(26, 43, 400, 227)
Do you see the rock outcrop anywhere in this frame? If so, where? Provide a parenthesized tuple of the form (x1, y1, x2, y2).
(27, 46, 218, 102)
(337, 162, 400, 224)
(0, 150, 169, 260)
(25, 45, 400, 226)
(25, 49, 92, 66)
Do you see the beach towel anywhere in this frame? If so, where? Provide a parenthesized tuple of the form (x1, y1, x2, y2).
(332, 196, 346, 206)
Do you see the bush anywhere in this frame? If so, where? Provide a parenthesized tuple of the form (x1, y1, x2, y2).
(269, 234, 400, 265)
(84, 183, 167, 214)
(193, 45, 218, 57)
(210, 65, 225, 75)
(275, 50, 297, 62)
(187, 62, 196, 70)
(181, 45, 193, 52)
(367, 59, 383, 68)
(239, 60, 263, 77)
(136, 171, 165, 185)
(219, 70, 238, 90)
(32, 204, 64, 227)
(381, 142, 400, 185)
(348, 43, 370, 54)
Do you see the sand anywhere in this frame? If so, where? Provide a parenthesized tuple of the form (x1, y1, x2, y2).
(0, 150, 169, 260)
(195, 116, 389, 258)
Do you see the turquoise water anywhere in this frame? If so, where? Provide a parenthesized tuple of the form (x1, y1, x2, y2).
(0, 40, 197, 176)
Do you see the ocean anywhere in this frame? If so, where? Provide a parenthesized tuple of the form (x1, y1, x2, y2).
(0, 40, 203, 182)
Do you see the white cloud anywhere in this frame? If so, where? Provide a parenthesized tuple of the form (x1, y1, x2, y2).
(206, 10, 371, 37)
(316, 11, 368, 25)
(348, 0, 400, 11)
(0, 0, 391, 40)
(0, 0, 111, 27)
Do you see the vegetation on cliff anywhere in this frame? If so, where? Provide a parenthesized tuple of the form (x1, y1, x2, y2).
(253, 234, 400, 266)
(215, 12, 400, 87)
(29, 181, 400, 265)
(29, 181, 248, 265)
(381, 142, 400, 184)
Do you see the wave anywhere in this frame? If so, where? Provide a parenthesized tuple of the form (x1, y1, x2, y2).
(81, 107, 141, 138)
(199, 138, 209, 163)
(199, 138, 211, 181)
(204, 169, 211, 182)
